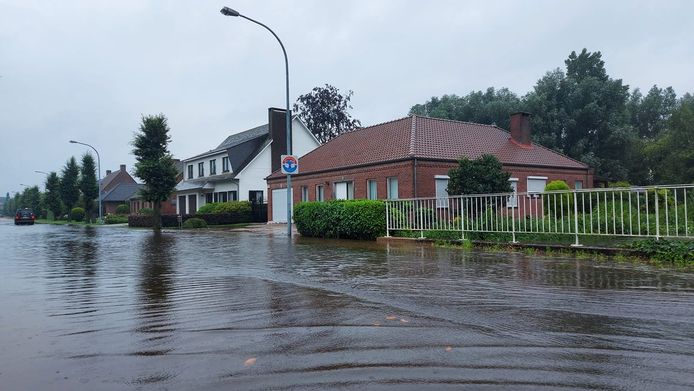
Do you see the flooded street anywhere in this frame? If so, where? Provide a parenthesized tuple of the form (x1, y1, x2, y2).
(1, 220, 693, 390)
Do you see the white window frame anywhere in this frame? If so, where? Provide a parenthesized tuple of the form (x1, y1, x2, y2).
(507, 178, 519, 207)
(301, 186, 309, 202)
(334, 181, 354, 200)
(435, 175, 449, 208)
(575, 180, 583, 190)
(209, 159, 216, 175)
(198, 162, 205, 177)
(316, 185, 325, 202)
(527, 176, 547, 197)
(387, 177, 399, 200)
(367, 179, 378, 200)
(222, 156, 230, 172)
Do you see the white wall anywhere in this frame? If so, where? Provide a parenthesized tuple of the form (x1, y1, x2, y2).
(236, 144, 271, 202)
(292, 119, 320, 158)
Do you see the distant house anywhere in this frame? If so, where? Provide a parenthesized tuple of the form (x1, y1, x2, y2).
(266, 112, 593, 222)
(99, 164, 137, 215)
(174, 108, 320, 215)
(102, 183, 141, 215)
(129, 159, 184, 215)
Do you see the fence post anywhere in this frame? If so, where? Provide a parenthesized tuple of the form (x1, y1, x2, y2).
(511, 201, 517, 244)
(385, 200, 391, 237)
(460, 197, 465, 240)
(571, 190, 582, 247)
(654, 187, 660, 240)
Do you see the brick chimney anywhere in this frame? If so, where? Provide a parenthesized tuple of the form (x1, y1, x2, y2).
(106, 170, 112, 175)
(509, 111, 532, 147)
(120, 164, 126, 172)
(269, 107, 291, 173)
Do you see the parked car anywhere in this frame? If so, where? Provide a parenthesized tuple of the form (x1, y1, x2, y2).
(15, 208, 36, 225)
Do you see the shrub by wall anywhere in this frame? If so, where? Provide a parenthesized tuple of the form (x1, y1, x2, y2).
(71, 207, 85, 222)
(104, 214, 129, 224)
(294, 200, 386, 240)
(197, 201, 252, 215)
(183, 217, 207, 229)
(115, 204, 130, 215)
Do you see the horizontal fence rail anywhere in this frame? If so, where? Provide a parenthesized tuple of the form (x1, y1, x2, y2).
(385, 184, 694, 245)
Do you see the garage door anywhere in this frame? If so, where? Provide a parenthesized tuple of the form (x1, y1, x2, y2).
(271, 188, 294, 223)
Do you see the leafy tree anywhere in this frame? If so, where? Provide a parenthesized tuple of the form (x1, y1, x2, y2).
(79, 153, 99, 222)
(2, 192, 9, 215)
(646, 96, 694, 184)
(22, 186, 42, 214)
(447, 155, 512, 195)
(132, 114, 179, 231)
(44, 172, 62, 220)
(627, 85, 677, 139)
(524, 49, 634, 181)
(60, 157, 80, 221)
(293, 84, 361, 143)
(409, 87, 522, 129)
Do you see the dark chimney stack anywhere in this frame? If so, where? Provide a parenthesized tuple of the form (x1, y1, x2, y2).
(106, 170, 112, 175)
(269, 107, 291, 173)
(509, 112, 532, 147)
(120, 164, 126, 172)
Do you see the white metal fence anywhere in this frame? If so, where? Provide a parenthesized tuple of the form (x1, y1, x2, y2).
(385, 184, 694, 245)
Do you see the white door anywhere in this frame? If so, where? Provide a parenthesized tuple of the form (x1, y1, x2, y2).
(272, 188, 293, 222)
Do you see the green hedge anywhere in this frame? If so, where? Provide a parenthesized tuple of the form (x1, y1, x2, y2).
(104, 214, 129, 224)
(197, 201, 252, 215)
(71, 207, 85, 222)
(183, 217, 207, 229)
(294, 200, 386, 240)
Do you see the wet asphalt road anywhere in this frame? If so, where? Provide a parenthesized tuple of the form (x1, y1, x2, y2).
(1, 220, 693, 390)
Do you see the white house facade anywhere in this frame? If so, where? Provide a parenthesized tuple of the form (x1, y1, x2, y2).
(175, 110, 319, 215)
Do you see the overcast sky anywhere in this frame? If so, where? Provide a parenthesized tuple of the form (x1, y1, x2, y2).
(2, 0, 693, 195)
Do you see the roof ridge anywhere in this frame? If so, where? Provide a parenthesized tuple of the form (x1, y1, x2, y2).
(409, 115, 417, 156)
(417, 115, 500, 128)
(491, 125, 589, 168)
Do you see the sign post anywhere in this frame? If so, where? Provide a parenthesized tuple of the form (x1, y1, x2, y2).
(280, 155, 299, 229)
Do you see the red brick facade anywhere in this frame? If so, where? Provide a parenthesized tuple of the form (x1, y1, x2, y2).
(267, 158, 594, 220)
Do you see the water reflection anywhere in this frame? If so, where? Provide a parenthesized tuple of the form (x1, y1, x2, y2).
(0, 222, 692, 390)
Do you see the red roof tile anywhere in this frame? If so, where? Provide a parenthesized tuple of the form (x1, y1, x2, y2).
(269, 115, 588, 179)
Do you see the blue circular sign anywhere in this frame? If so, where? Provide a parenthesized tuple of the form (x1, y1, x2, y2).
(281, 155, 298, 174)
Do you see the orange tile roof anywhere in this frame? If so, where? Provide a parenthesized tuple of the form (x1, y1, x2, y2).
(268, 115, 588, 179)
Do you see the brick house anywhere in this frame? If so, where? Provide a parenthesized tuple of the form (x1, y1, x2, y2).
(266, 112, 593, 222)
(99, 164, 137, 215)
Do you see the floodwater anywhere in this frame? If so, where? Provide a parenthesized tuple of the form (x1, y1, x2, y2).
(1, 221, 693, 391)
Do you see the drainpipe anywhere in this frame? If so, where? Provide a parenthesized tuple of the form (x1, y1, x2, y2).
(413, 158, 418, 198)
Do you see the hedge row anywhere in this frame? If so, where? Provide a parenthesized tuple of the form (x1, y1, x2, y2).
(294, 200, 386, 240)
(128, 211, 255, 228)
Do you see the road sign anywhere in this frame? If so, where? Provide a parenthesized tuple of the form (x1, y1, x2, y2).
(280, 155, 299, 175)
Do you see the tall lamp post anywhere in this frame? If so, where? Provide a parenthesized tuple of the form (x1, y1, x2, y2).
(220, 6, 294, 237)
(69, 140, 102, 222)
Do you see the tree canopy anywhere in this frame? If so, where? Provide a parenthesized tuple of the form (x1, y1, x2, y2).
(79, 153, 99, 222)
(293, 84, 361, 143)
(60, 157, 80, 220)
(447, 155, 512, 196)
(132, 114, 179, 231)
(409, 48, 693, 185)
(44, 172, 62, 220)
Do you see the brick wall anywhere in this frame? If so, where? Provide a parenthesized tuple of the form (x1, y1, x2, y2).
(266, 158, 593, 221)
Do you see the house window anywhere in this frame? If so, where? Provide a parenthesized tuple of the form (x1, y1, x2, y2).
(527, 176, 547, 196)
(187, 165, 193, 179)
(228, 191, 238, 201)
(301, 186, 309, 202)
(335, 181, 354, 200)
(209, 159, 217, 175)
(222, 157, 230, 172)
(387, 177, 399, 200)
(216, 191, 228, 202)
(198, 162, 204, 177)
(249, 190, 264, 204)
(435, 175, 449, 208)
(575, 180, 583, 190)
(316, 185, 325, 202)
(367, 179, 377, 200)
(205, 193, 213, 203)
(507, 178, 519, 207)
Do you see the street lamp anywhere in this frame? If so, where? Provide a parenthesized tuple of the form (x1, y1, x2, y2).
(69, 140, 102, 222)
(34, 170, 50, 176)
(220, 6, 294, 237)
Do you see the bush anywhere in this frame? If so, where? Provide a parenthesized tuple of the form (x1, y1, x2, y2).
(183, 217, 207, 229)
(139, 207, 154, 215)
(294, 200, 386, 240)
(104, 214, 129, 224)
(71, 207, 85, 222)
(115, 204, 130, 215)
(197, 201, 252, 215)
(627, 239, 694, 266)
